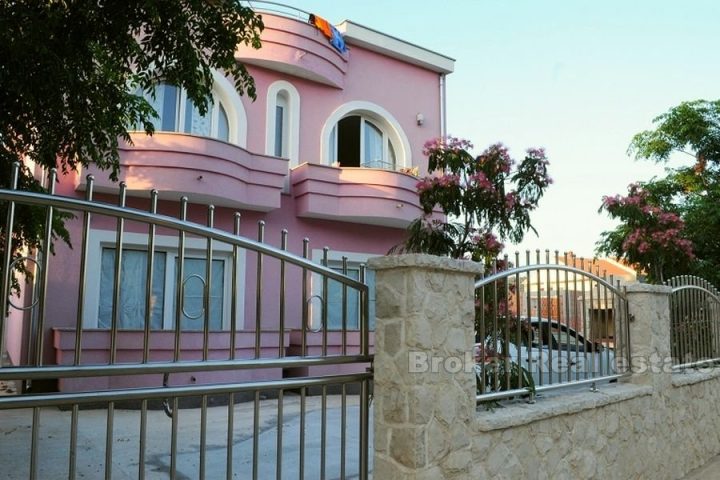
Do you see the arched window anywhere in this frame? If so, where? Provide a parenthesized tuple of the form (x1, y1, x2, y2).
(329, 115, 398, 169)
(135, 71, 247, 146)
(266, 81, 300, 167)
(139, 83, 227, 140)
(322, 101, 410, 170)
(274, 90, 289, 157)
(217, 103, 230, 142)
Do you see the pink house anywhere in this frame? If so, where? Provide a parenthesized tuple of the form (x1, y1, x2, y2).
(5, 7, 454, 391)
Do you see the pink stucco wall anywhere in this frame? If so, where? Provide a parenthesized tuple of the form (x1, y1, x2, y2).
(240, 48, 441, 171)
(81, 133, 289, 211)
(236, 14, 348, 88)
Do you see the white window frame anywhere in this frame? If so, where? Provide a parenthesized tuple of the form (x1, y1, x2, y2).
(274, 100, 287, 158)
(265, 80, 300, 167)
(133, 70, 248, 147)
(321, 100, 411, 169)
(309, 249, 376, 331)
(328, 116, 397, 170)
(139, 84, 224, 138)
(84, 230, 245, 331)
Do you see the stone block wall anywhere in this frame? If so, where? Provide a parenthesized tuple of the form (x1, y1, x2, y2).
(370, 256, 720, 479)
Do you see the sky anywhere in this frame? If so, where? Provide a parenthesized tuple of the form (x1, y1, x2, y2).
(272, 0, 720, 257)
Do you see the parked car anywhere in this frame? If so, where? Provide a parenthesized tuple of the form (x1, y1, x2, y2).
(475, 318, 615, 388)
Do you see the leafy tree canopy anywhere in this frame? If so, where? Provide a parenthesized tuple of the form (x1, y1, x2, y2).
(599, 99, 720, 285)
(597, 181, 694, 283)
(1, 0, 263, 181)
(629, 100, 720, 173)
(394, 137, 552, 262)
(0, 1, 263, 290)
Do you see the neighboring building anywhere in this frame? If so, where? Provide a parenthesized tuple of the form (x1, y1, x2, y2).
(511, 256, 636, 344)
(4, 6, 454, 390)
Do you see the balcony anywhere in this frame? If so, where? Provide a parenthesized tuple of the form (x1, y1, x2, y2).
(78, 133, 288, 212)
(235, 13, 348, 88)
(291, 163, 426, 228)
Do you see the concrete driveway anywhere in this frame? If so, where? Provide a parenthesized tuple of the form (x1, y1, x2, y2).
(0, 394, 373, 479)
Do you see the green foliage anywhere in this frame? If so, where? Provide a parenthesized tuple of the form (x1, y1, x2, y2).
(599, 99, 720, 285)
(477, 358, 535, 398)
(0, 1, 263, 290)
(1, 0, 263, 179)
(629, 100, 720, 170)
(394, 137, 549, 401)
(393, 137, 552, 262)
(597, 182, 694, 283)
(475, 296, 536, 398)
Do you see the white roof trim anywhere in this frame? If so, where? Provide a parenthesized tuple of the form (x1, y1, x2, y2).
(336, 20, 455, 74)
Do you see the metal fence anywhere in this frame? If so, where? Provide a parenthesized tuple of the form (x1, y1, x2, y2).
(474, 251, 632, 403)
(666, 275, 720, 370)
(0, 165, 372, 479)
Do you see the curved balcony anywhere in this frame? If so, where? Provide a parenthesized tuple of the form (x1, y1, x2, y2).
(78, 133, 288, 212)
(236, 13, 348, 88)
(291, 163, 425, 228)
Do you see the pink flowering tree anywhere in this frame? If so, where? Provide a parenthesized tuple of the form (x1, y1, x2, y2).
(597, 183, 694, 283)
(393, 137, 552, 395)
(394, 137, 552, 263)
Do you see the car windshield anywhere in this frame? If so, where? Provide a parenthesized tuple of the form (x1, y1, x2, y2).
(530, 322, 592, 352)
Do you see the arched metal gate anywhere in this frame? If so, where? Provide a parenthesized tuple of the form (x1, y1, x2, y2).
(0, 166, 372, 479)
(666, 275, 720, 370)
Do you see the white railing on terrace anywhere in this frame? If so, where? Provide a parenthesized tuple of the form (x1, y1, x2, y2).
(243, 1, 312, 22)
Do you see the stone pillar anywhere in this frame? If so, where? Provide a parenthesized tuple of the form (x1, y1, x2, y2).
(368, 254, 483, 479)
(624, 283, 672, 391)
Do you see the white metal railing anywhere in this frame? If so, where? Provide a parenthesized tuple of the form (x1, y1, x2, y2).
(243, 1, 312, 21)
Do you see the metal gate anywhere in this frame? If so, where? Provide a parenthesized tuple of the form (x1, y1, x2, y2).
(474, 251, 632, 403)
(666, 275, 720, 370)
(0, 165, 372, 479)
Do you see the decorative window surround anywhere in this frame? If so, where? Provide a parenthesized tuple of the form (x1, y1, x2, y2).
(83, 230, 245, 331)
(310, 249, 376, 331)
(321, 101, 411, 170)
(265, 80, 300, 167)
(133, 70, 247, 147)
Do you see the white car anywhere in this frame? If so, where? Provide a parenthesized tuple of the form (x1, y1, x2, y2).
(475, 318, 615, 388)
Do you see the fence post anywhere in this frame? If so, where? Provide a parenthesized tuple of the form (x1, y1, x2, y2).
(368, 254, 483, 479)
(624, 283, 672, 391)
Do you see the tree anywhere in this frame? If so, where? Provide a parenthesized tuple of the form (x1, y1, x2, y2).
(394, 137, 552, 262)
(0, 1, 263, 289)
(599, 99, 720, 285)
(393, 136, 552, 395)
(629, 100, 720, 173)
(597, 182, 694, 283)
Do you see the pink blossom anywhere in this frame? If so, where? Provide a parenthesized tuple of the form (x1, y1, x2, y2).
(422, 136, 473, 157)
(526, 147, 546, 159)
(469, 171, 494, 191)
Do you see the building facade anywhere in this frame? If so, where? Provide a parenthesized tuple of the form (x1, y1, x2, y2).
(4, 7, 454, 391)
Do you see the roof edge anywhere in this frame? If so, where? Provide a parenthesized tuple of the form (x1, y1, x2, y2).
(336, 20, 455, 74)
